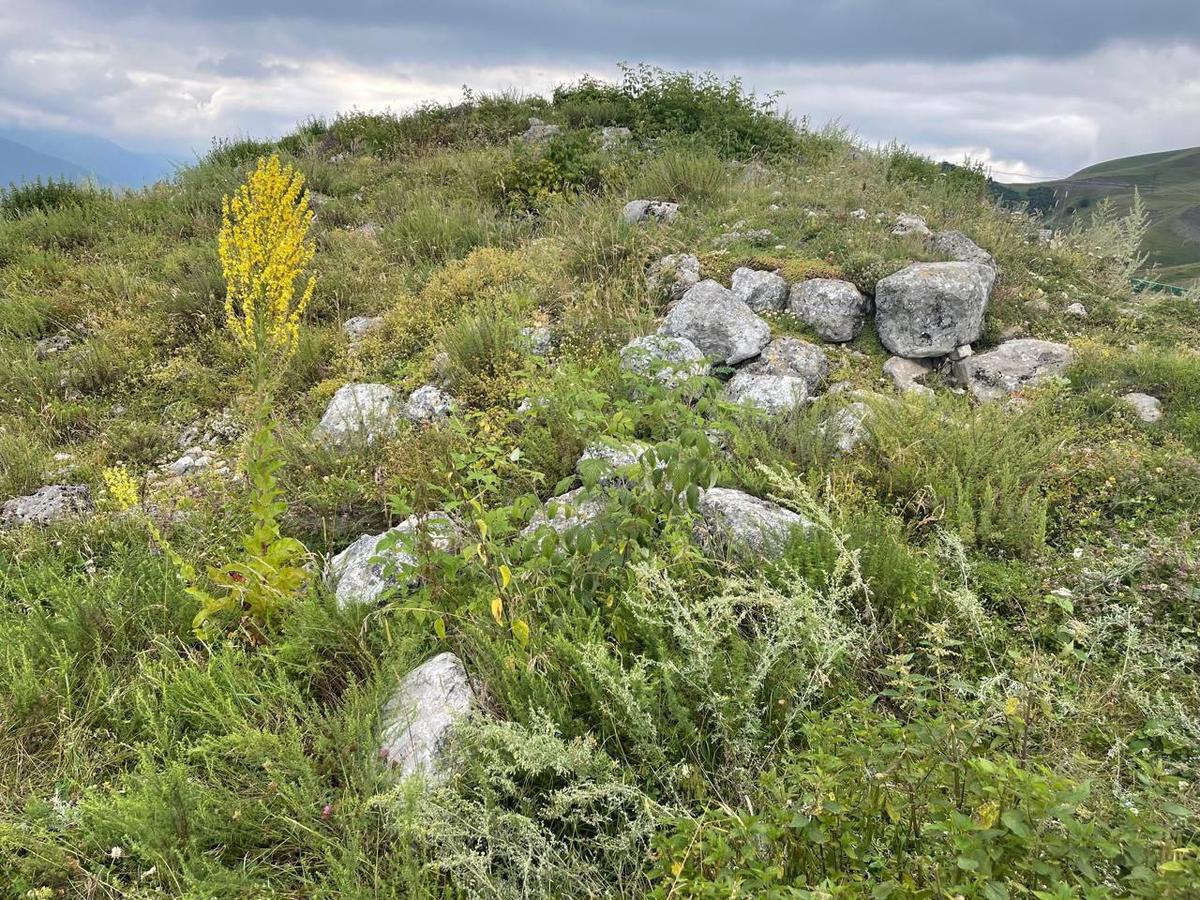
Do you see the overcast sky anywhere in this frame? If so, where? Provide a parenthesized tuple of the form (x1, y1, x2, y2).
(3, 0, 1199, 181)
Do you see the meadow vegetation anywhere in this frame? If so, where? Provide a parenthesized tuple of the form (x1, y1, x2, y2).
(1, 66, 1199, 897)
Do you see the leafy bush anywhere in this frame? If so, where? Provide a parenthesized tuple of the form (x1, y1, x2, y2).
(496, 130, 611, 209)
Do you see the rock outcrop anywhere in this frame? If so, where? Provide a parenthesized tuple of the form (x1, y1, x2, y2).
(1, 484, 93, 528)
(693, 487, 811, 559)
(731, 267, 789, 313)
(314, 383, 398, 446)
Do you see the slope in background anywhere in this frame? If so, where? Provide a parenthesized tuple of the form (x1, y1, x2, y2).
(0, 125, 176, 189)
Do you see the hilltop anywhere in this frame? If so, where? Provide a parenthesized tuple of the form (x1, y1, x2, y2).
(2, 68, 1199, 897)
(996, 146, 1200, 286)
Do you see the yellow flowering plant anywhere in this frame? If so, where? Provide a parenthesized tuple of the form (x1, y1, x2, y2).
(105, 154, 315, 640)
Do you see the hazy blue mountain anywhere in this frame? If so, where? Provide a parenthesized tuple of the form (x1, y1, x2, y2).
(0, 135, 93, 188)
(0, 126, 177, 189)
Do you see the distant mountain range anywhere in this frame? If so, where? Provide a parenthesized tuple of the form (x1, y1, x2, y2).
(0, 126, 177, 190)
(995, 147, 1200, 287)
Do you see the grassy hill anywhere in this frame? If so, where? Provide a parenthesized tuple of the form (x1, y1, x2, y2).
(2, 69, 1200, 896)
(997, 146, 1200, 287)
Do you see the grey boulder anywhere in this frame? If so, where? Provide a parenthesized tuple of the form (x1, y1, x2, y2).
(521, 488, 608, 538)
(622, 199, 679, 225)
(577, 440, 652, 485)
(325, 514, 459, 608)
(724, 373, 809, 414)
(882, 356, 935, 396)
(619, 333, 709, 389)
(821, 402, 870, 453)
(693, 487, 811, 559)
(731, 267, 789, 313)
(520, 118, 560, 143)
(1119, 392, 1163, 423)
(931, 230, 995, 269)
(646, 253, 701, 301)
(660, 280, 771, 365)
(403, 385, 455, 424)
(740, 337, 829, 394)
(379, 652, 476, 781)
(1, 484, 93, 528)
(314, 383, 398, 446)
(875, 262, 994, 358)
(788, 279, 871, 343)
(343, 315, 385, 343)
(893, 213, 932, 237)
(955, 339, 1073, 402)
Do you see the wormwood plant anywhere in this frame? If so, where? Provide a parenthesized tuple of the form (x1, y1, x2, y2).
(107, 154, 314, 639)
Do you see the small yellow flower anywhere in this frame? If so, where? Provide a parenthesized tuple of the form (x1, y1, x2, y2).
(975, 799, 1000, 829)
(102, 465, 139, 511)
(1003, 696, 1021, 718)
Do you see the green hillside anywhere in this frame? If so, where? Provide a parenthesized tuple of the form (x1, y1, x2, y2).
(3, 69, 1200, 896)
(998, 146, 1200, 286)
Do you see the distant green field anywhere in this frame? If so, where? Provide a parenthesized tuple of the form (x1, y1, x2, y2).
(998, 146, 1200, 287)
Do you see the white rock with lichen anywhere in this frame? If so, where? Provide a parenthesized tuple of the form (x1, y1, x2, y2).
(379, 652, 476, 781)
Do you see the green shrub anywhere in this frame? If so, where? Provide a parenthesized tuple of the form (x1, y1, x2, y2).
(496, 131, 610, 209)
(632, 145, 732, 206)
(0, 177, 111, 218)
(440, 308, 528, 408)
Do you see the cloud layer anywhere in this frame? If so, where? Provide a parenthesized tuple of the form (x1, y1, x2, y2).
(3, 0, 1199, 179)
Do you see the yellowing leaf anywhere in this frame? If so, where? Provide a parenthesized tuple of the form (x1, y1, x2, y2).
(512, 618, 530, 647)
(434, 617, 446, 640)
(476, 518, 488, 540)
(490, 596, 504, 624)
(499, 564, 512, 590)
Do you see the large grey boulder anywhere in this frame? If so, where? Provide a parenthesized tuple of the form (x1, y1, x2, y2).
(325, 514, 458, 608)
(724, 373, 809, 414)
(875, 262, 993, 358)
(521, 488, 608, 538)
(622, 199, 679, 225)
(694, 487, 811, 559)
(660, 280, 771, 365)
(731, 267, 789, 313)
(379, 652, 476, 781)
(882, 356, 935, 396)
(314, 383, 398, 446)
(619, 333, 709, 389)
(740, 337, 828, 394)
(955, 339, 1073, 402)
(931, 230, 995, 269)
(1, 484, 93, 528)
(1119, 392, 1163, 423)
(403, 385, 455, 424)
(788, 279, 870, 343)
(646, 253, 701, 301)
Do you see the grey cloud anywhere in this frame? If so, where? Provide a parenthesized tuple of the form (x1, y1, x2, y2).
(49, 0, 1200, 64)
(196, 53, 300, 79)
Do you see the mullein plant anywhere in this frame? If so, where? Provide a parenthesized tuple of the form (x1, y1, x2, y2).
(105, 154, 314, 640)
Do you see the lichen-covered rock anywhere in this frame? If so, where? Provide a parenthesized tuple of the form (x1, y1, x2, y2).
(882, 356, 935, 396)
(931, 230, 995, 269)
(875, 262, 994, 358)
(893, 213, 931, 237)
(731, 267, 789, 313)
(1066, 302, 1088, 318)
(788, 279, 871, 343)
(599, 126, 632, 149)
(314, 383, 398, 446)
(379, 652, 475, 780)
(724, 372, 809, 414)
(821, 402, 870, 453)
(955, 339, 1073, 402)
(1, 484, 93, 528)
(403, 385, 455, 424)
(1119, 392, 1163, 423)
(660, 280, 771, 365)
(740, 337, 829, 394)
(577, 440, 652, 485)
(712, 228, 774, 249)
(646, 253, 701, 301)
(325, 514, 459, 608)
(521, 325, 553, 356)
(35, 333, 73, 360)
(619, 333, 709, 389)
(621, 199, 679, 225)
(693, 487, 811, 559)
(343, 315, 384, 343)
(520, 118, 560, 143)
(521, 488, 608, 538)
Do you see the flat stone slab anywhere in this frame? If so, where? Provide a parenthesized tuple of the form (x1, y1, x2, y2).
(955, 339, 1073, 402)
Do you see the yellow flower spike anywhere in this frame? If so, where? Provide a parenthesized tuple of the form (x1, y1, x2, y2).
(102, 465, 139, 511)
(218, 153, 316, 379)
